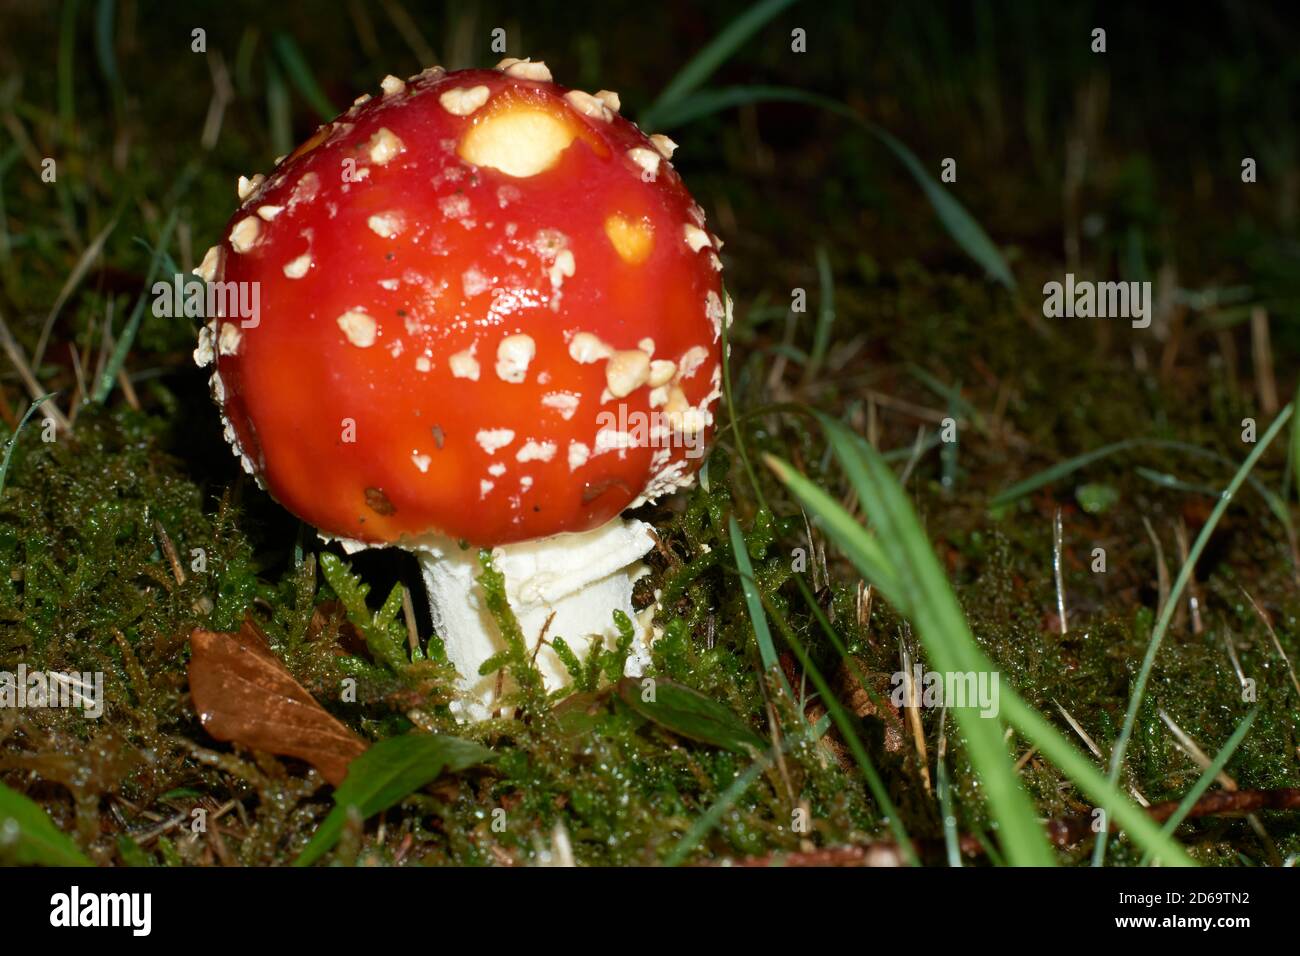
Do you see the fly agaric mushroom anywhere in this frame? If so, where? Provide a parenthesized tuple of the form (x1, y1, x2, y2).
(193, 59, 727, 719)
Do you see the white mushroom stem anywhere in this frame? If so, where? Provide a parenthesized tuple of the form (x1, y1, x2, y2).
(412, 518, 656, 720)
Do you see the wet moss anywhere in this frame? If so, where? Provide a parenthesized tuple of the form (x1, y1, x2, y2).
(2, 2, 1298, 867)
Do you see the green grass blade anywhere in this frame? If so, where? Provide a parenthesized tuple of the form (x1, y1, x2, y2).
(908, 363, 984, 433)
(769, 413, 1196, 865)
(0, 781, 91, 866)
(804, 245, 835, 381)
(1139, 710, 1257, 866)
(273, 33, 336, 121)
(727, 513, 804, 728)
(58, 0, 81, 139)
(34, 215, 120, 369)
(1134, 466, 1217, 497)
(815, 416, 1050, 864)
(869, 124, 1014, 289)
(266, 58, 293, 160)
(664, 758, 768, 866)
(791, 571, 898, 744)
(718, 286, 767, 508)
(999, 695, 1192, 865)
(784, 577, 920, 863)
(641, 0, 799, 130)
(727, 513, 780, 675)
(1292, 384, 1300, 504)
(834, 417, 1191, 864)
(761, 458, 899, 595)
(0, 391, 56, 498)
(994, 436, 1293, 539)
(646, 83, 832, 130)
(91, 208, 178, 403)
(935, 708, 962, 866)
(0, 144, 20, 263)
(992, 439, 1144, 507)
(646, 85, 1014, 289)
(94, 0, 120, 95)
(1095, 405, 1292, 864)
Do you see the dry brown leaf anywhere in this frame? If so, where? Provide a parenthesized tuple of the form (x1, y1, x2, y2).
(304, 599, 368, 657)
(189, 617, 367, 785)
(835, 662, 906, 753)
(778, 651, 906, 772)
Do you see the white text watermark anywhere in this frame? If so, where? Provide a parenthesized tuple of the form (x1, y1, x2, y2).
(0, 664, 104, 718)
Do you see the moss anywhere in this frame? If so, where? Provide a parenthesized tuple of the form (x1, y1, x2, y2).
(2, 2, 1298, 867)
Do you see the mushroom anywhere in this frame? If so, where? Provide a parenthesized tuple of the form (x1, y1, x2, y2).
(193, 59, 727, 719)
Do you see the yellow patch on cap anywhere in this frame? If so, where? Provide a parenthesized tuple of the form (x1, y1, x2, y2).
(458, 100, 577, 178)
(604, 214, 655, 265)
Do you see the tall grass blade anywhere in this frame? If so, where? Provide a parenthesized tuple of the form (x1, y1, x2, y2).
(647, 85, 1014, 289)
(1000, 694, 1190, 865)
(266, 59, 293, 160)
(727, 514, 780, 675)
(1095, 404, 1292, 864)
(1139, 710, 1256, 866)
(785, 576, 919, 862)
(91, 208, 178, 403)
(760, 462, 898, 595)
(58, 0, 80, 139)
(273, 33, 336, 121)
(664, 758, 768, 866)
(810, 415, 1050, 864)
(0, 392, 56, 498)
(34, 216, 120, 370)
(768, 412, 1196, 865)
(1292, 385, 1300, 504)
(641, 0, 798, 131)
(804, 246, 835, 381)
(727, 514, 805, 730)
(936, 708, 962, 866)
(94, 0, 120, 94)
(993, 439, 1144, 507)
(869, 124, 1014, 289)
(994, 436, 1293, 539)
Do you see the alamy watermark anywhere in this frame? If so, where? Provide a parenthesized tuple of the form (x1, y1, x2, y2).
(152, 273, 261, 328)
(0, 664, 104, 718)
(49, 886, 150, 936)
(596, 404, 708, 458)
(890, 665, 1000, 718)
(1043, 273, 1151, 329)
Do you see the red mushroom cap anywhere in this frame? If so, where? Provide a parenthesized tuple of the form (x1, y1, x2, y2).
(198, 61, 725, 547)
